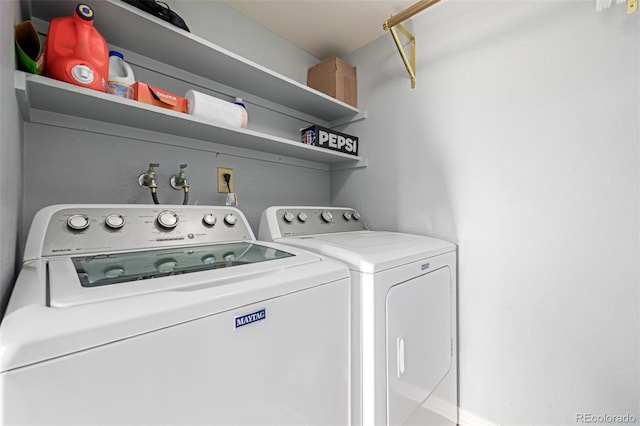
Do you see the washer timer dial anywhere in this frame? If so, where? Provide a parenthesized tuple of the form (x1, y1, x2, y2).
(157, 211, 179, 229)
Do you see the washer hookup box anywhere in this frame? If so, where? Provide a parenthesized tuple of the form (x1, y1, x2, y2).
(301, 125, 359, 156)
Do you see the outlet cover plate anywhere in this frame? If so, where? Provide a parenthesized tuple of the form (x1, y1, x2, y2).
(217, 167, 234, 193)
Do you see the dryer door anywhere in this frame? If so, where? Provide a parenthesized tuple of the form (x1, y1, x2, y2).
(386, 266, 452, 425)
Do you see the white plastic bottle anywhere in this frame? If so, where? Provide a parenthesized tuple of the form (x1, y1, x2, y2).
(234, 97, 249, 128)
(107, 50, 135, 99)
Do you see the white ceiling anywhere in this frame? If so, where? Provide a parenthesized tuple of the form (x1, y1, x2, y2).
(222, 0, 416, 59)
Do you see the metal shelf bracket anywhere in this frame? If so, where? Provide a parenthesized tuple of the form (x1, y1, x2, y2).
(383, 0, 442, 89)
(387, 21, 416, 89)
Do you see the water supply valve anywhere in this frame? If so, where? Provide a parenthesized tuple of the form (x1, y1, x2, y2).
(170, 164, 188, 190)
(138, 163, 160, 204)
(138, 163, 159, 188)
(170, 163, 190, 205)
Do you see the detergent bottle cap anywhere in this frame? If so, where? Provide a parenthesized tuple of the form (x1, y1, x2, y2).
(109, 50, 124, 59)
(234, 97, 246, 108)
(75, 4, 95, 21)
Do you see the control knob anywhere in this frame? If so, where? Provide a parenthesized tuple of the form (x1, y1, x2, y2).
(224, 213, 237, 226)
(105, 214, 125, 229)
(283, 212, 295, 223)
(321, 211, 333, 223)
(67, 214, 90, 231)
(343, 212, 352, 220)
(203, 213, 217, 227)
(297, 212, 308, 223)
(353, 212, 361, 221)
(157, 211, 179, 229)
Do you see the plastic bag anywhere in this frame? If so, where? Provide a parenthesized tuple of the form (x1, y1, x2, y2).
(122, 0, 190, 32)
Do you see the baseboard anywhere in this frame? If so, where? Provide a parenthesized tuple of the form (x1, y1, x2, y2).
(422, 395, 458, 424)
(458, 407, 500, 426)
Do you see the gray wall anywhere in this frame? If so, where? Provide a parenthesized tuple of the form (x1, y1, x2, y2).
(0, 0, 24, 319)
(336, 1, 639, 424)
(22, 119, 330, 237)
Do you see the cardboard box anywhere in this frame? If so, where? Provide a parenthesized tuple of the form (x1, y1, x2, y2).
(132, 82, 187, 113)
(301, 125, 358, 156)
(307, 56, 357, 108)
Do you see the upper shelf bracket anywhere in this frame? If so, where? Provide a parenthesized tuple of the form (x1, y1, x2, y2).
(388, 22, 416, 89)
(383, 0, 442, 89)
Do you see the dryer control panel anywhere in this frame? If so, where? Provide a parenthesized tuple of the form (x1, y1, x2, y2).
(31, 205, 255, 257)
(260, 207, 368, 239)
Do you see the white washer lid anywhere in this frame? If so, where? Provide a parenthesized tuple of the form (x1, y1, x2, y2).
(276, 231, 456, 273)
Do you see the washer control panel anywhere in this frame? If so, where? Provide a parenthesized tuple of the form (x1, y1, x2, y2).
(272, 207, 367, 237)
(40, 205, 254, 256)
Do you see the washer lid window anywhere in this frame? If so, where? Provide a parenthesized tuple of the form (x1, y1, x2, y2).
(72, 242, 294, 287)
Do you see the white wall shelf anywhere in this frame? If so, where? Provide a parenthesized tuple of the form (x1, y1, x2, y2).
(15, 72, 365, 167)
(27, 0, 365, 168)
(29, 0, 360, 123)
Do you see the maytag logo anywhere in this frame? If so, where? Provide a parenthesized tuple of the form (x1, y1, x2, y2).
(235, 309, 266, 329)
(421, 263, 430, 271)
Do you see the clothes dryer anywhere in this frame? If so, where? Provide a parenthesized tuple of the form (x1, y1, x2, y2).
(259, 206, 457, 426)
(0, 204, 350, 425)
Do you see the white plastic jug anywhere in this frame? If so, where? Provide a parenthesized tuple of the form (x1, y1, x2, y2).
(107, 50, 135, 98)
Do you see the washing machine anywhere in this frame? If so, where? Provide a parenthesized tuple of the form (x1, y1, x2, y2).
(0, 204, 350, 425)
(259, 206, 458, 426)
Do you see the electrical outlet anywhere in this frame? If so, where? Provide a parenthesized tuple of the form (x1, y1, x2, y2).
(217, 167, 234, 193)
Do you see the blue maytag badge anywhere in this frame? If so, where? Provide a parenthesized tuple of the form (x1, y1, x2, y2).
(235, 309, 266, 329)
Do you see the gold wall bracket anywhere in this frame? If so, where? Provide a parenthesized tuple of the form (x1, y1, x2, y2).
(388, 22, 416, 89)
(628, 0, 638, 14)
(383, 0, 441, 89)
